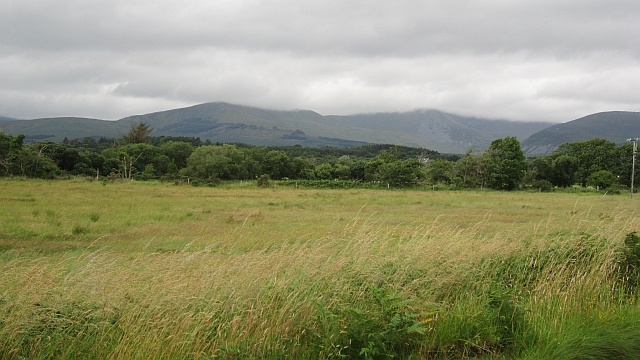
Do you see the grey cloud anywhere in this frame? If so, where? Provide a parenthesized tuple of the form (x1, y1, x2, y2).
(0, 0, 638, 121)
(3, 0, 639, 56)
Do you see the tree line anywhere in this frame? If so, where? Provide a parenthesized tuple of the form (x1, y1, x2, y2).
(0, 124, 443, 187)
(427, 138, 637, 192)
(1, 123, 637, 192)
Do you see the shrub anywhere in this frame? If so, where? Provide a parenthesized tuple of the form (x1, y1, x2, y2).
(190, 178, 220, 187)
(606, 184, 623, 195)
(135, 164, 157, 181)
(532, 179, 553, 192)
(257, 174, 271, 188)
(586, 170, 617, 190)
(72, 225, 89, 235)
(106, 172, 121, 181)
(89, 213, 100, 222)
(310, 285, 427, 359)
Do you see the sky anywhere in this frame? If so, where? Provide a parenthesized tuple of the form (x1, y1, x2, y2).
(1, 0, 639, 122)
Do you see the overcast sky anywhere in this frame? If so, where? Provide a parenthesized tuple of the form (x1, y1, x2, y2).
(1, 0, 639, 122)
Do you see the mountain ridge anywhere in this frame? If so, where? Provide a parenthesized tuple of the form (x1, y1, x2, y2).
(2, 102, 554, 153)
(0, 116, 19, 122)
(521, 111, 640, 155)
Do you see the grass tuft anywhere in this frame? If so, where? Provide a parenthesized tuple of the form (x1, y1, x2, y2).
(71, 225, 89, 235)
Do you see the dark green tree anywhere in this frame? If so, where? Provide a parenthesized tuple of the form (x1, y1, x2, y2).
(364, 158, 385, 182)
(0, 132, 16, 175)
(550, 154, 578, 187)
(555, 139, 618, 187)
(102, 143, 163, 179)
(377, 158, 424, 187)
(160, 141, 194, 169)
(453, 148, 489, 188)
(291, 157, 316, 180)
(166, 160, 179, 175)
(10, 134, 25, 152)
(586, 170, 618, 189)
(262, 150, 293, 180)
(532, 154, 578, 188)
(5, 142, 59, 179)
(120, 122, 153, 144)
(56, 147, 82, 172)
(181, 145, 248, 180)
(334, 157, 353, 180)
(364, 149, 398, 182)
(315, 163, 334, 180)
(485, 137, 527, 190)
(137, 164, 157, 180)
(426, 159, 454, 185)
(349, 160, 367, 181)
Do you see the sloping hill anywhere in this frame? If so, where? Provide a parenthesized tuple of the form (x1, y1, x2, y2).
(3, 102, 553, 153)
(522, 111, 640, 155)
(333, 110, 552, 154)
(119, 103, 424, 147)
(1, 117, 122, 142)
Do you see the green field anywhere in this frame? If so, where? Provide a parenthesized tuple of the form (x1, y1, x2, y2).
(1, 179, 640, 359)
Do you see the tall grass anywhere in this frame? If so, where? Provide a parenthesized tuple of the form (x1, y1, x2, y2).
(0, 180, 639, 358)
(1, 213, 638, 358)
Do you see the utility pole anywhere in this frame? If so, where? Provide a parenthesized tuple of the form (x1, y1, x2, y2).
(629, 138, 638, 199)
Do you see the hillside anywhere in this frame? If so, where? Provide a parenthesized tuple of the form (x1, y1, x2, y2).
(119, 103, 427, 148)
(1, 117, 123, 142)
(521, 111, 640, 155)
(332, 110, 552, 154)
(3, 102, 553, 153)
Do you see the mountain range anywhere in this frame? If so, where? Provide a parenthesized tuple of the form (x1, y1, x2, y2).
(1, 102, 638, 155)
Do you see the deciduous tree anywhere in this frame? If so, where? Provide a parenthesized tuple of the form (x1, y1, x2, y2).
(485, 137, 527, 190)
(181, 145, 248, 180)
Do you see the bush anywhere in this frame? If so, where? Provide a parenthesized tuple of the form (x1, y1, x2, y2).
(135, 164, 157, 181)
(606, 183, 626, 195)
(106, 172, 121, 181)
(310, 285, 427, 360)
(586, 170, 617, 190)
(190, 178, 220, 187)
(279, 179, 381, 189)
(257, 174, 271, 188)
(72, 225, 89, 235)
(532, 179, 553, 192)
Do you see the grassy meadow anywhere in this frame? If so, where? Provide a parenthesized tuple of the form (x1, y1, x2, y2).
(1, 179, 640, 359)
